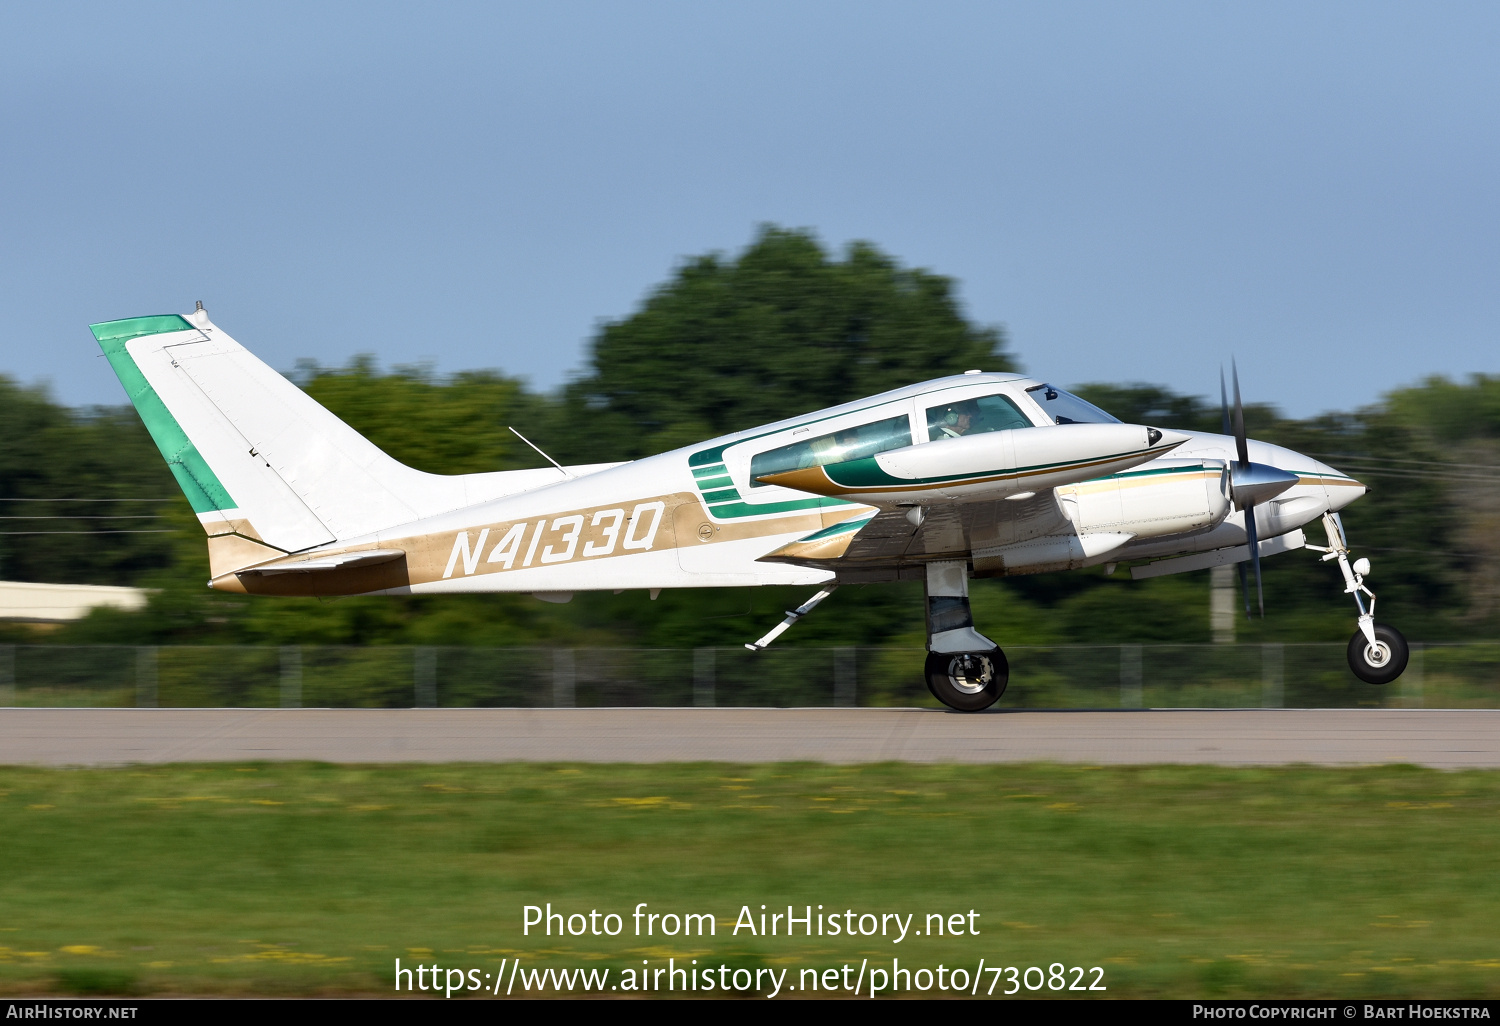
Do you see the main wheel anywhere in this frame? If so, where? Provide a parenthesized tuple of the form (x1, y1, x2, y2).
(1347, 623, 1409, 685)
(925, 649, 1009, 711)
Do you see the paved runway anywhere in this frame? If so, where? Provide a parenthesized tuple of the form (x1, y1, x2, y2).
(1, 707, 1497, 768)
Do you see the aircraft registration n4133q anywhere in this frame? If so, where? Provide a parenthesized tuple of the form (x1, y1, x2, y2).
(91, 306, 1406, 710)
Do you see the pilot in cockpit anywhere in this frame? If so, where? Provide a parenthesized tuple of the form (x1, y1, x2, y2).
(934, 400, 977, 439)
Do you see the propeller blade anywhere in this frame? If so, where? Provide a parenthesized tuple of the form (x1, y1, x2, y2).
(1231, 358, 1249, 468)
(1220, 368, 1231, 436)
(1222, 360, 1263, 617)
(1244, 501, 1264, 618)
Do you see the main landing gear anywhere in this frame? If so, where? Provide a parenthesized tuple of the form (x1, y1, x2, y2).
(923, 560, 1008, 711)
(743, 561, 1007, 712)
(1306, 513, 1409, 685)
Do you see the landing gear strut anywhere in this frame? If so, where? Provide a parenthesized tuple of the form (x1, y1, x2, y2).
(1306, 513, 1408, 684)
(923, 561, 1007, 711)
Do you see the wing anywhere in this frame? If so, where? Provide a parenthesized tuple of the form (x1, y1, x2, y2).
(757, 492, 1068, 582)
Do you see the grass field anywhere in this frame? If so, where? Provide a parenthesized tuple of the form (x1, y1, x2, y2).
(1, 761, 1497, 998)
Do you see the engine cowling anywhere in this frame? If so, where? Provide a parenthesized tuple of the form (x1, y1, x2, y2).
(1057, 460, 1231, 540)
(972, 460, 1231, 575)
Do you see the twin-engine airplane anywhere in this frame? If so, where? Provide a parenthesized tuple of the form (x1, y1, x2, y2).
(92, 307, 1407, 711)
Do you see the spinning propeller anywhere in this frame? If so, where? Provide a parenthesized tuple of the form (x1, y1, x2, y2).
(1220, 361, 1299, 618)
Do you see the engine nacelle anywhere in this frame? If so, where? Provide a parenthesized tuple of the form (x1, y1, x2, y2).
(1058, 460, 1230, 541)
(973, 460, 1230, 575)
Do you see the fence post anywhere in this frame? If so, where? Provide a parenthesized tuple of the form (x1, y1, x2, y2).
(1120, 645, 1143, 708)
(0, 645, 14, 706)
(553, 649, 576, 708)
(136, 646, 158, 708)
(414, 647, 437, 708)
(1402, 643, 1424, 709)
(693, 648, 715, 708)
(280, 646, 302, 709)
(1261, 643, 1284, 708)
(834, 647, 857, 707)
(1210, 564, 1236, 643)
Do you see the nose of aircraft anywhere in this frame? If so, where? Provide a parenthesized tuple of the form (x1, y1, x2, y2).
(1154, 428, 1192, 451)
(1252, 442, 1368, 511)
(1301, 454, 1368, 510)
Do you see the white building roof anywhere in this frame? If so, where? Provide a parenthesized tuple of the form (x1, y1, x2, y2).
(0, 581, 149, 622)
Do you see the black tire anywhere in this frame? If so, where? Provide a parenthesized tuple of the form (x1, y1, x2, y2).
(924, 649, 1009, 711)
(1347, 623, 1409, 685)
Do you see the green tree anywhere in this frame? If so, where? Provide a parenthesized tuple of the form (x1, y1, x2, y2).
(295, 357, 550, 475)
(1386, 373, 1500, 442)
(550, 225, 1015, 462)
(1071, 382, 1277, 437)
(0, 376, 180, 586)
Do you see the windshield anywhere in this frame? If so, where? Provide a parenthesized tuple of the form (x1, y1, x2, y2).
(925, 392, 1034, 441)
(1025, 384, 1121, 425)
(749, 414, 913, 487)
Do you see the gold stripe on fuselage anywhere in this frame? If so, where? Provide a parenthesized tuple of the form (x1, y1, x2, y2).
(211, 492, 855, 597)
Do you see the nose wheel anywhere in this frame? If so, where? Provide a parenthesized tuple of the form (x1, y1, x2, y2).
(1308, 513, 1408, 685)
(925, 650, 1009, 711)
(1347, 623, 1409, 685)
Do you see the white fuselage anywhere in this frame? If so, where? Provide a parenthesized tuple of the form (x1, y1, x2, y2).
(257, 373, 1359, 598)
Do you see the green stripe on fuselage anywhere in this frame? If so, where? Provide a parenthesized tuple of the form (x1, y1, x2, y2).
(689, 460, 851, 519)
(707, 496, 852, 519)
(89, 315, 236, 515)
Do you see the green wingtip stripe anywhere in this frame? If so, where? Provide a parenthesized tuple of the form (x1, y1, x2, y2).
(93, 327, 237, 515)
(89, 314, 195, 341)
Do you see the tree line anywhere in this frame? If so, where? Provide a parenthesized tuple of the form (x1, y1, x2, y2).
(2, 226, 1496, 647)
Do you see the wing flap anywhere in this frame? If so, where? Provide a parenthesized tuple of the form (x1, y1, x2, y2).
(758, 491, 1071, 576)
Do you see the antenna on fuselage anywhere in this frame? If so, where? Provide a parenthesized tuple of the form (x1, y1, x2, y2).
(508, 426, 573, 479)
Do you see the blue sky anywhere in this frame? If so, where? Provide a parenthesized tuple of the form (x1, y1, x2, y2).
(2, 2, 1497, 417)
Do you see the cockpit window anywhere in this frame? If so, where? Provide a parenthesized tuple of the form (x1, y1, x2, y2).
(1025, 384, 1121, 425)
(749, 414, 913, 487)
(925, 392, 1034, 442)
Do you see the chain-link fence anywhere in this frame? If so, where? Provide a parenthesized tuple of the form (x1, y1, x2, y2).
(1, 642, 1496, 709)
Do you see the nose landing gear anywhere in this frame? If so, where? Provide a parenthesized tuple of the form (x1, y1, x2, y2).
(1307, 513, 1408, 684)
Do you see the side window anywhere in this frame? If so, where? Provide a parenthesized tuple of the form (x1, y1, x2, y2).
(749, 414, 913, 487)
(925, 393, 1033, 441)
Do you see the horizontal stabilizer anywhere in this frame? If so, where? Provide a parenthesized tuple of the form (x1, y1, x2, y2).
(1129, 529, 1305, 580)
(238, 548, 406, 576)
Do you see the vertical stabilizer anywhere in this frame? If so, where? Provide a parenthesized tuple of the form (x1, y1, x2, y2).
(91, 307, 558, 562)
